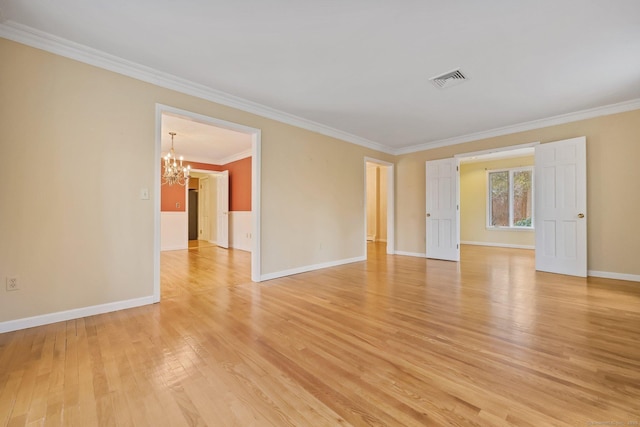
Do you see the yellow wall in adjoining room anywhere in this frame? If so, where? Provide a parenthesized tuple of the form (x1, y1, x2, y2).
(378, 165, 388, 242)
(460, 156, 535, 247)
(396, 108, 640, 275)
(366, 163, 388, 242)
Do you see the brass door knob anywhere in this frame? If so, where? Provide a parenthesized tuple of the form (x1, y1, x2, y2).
(578, 213, 585, 218)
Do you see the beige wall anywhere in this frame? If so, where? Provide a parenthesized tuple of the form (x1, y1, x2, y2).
(460, 156, 535, 247)
(2, 36, 638, 326)
(396, 108, 640, 275)
(0, 39, 393, 323)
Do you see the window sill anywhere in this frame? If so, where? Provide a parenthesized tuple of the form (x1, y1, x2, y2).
(486, 227, 534, 232)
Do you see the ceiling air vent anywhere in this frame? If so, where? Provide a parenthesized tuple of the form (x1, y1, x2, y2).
(429, 68, 468, 89)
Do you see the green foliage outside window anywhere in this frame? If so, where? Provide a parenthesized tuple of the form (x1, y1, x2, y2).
(488, 168, 533, 228)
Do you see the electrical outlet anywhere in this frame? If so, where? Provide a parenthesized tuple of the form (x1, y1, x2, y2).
(6, 276, 19, 291)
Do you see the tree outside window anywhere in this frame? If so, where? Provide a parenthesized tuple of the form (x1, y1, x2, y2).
(488, 168, 533, 228)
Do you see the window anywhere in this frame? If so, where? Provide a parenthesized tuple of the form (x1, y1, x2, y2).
(487, 167, 533, 228)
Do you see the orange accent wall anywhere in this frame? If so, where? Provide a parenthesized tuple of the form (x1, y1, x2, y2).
(160, 157, 251, 212)
(161, 179, 187, 211)
(227, 157, 251, 211)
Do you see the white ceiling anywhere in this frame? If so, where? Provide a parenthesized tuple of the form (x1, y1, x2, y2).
(2, 0, 640, 153)
(161, 113, 252, 165)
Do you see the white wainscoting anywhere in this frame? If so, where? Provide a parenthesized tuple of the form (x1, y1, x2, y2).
(230, 211, 252, 252)
(161, 211, 188, 251)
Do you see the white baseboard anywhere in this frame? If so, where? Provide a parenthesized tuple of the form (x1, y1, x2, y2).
(161, 244, 188, 251)
(260, 256, 366, 281)
(394, 251, 426, 258)
(0, 295, 155, 334)
(588, 270, 640, 283)
(461, 241, 535, 250)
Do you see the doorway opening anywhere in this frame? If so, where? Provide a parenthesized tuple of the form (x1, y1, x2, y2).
(364, 158, 395, 256)
(457, 145, 537, 253)
(154, 104, 262, 302)
(430, 137, 587, 277)
(187, 170, 230, 249)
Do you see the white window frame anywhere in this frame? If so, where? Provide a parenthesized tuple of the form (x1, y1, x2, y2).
(486, 166, 534, 230)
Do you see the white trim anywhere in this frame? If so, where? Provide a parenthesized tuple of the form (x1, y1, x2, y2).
(0, 21, 392, 155)
(461, 241, 535, 250)
(183, 149, 252, 166)
(394, 251, 426, 258)
(251, 130, 261, 282)
(484, 227, 535, 232)
(260, 256, 365, 282)
(153, 109, 162, 302)
(456, 142, 539, 163)
(587, 270, 640, 283)
(396, 99, 640, 155)
(0, 296, 154, 334)
(162, 245, 189, 251)
(219, 149, 252, 165)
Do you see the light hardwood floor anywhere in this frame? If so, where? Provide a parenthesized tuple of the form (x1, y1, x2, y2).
(1, 243, 639, 426)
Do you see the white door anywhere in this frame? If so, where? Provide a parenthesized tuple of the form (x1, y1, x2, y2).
(425, 158, 460, 261)
(199, 177, 210, 241)
(217, 170, 230, 249)
(535, 136, 587, 277)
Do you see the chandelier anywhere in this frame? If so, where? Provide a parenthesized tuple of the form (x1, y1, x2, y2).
(162, 132, 191, 186)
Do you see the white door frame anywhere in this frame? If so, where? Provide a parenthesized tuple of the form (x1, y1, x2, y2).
(364, 157, 395, 256)
(154, 104, 262, 303)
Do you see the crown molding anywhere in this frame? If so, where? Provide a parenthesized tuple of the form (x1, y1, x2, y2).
(182, 148, 252, 167)
(3, 21, 639, 157)
(0, 20, 394, 155)
(219, 149, 252, 165)
(394, 98, 640, 155)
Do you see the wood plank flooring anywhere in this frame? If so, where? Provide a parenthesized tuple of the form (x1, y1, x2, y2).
(1, 243, 639, 426)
